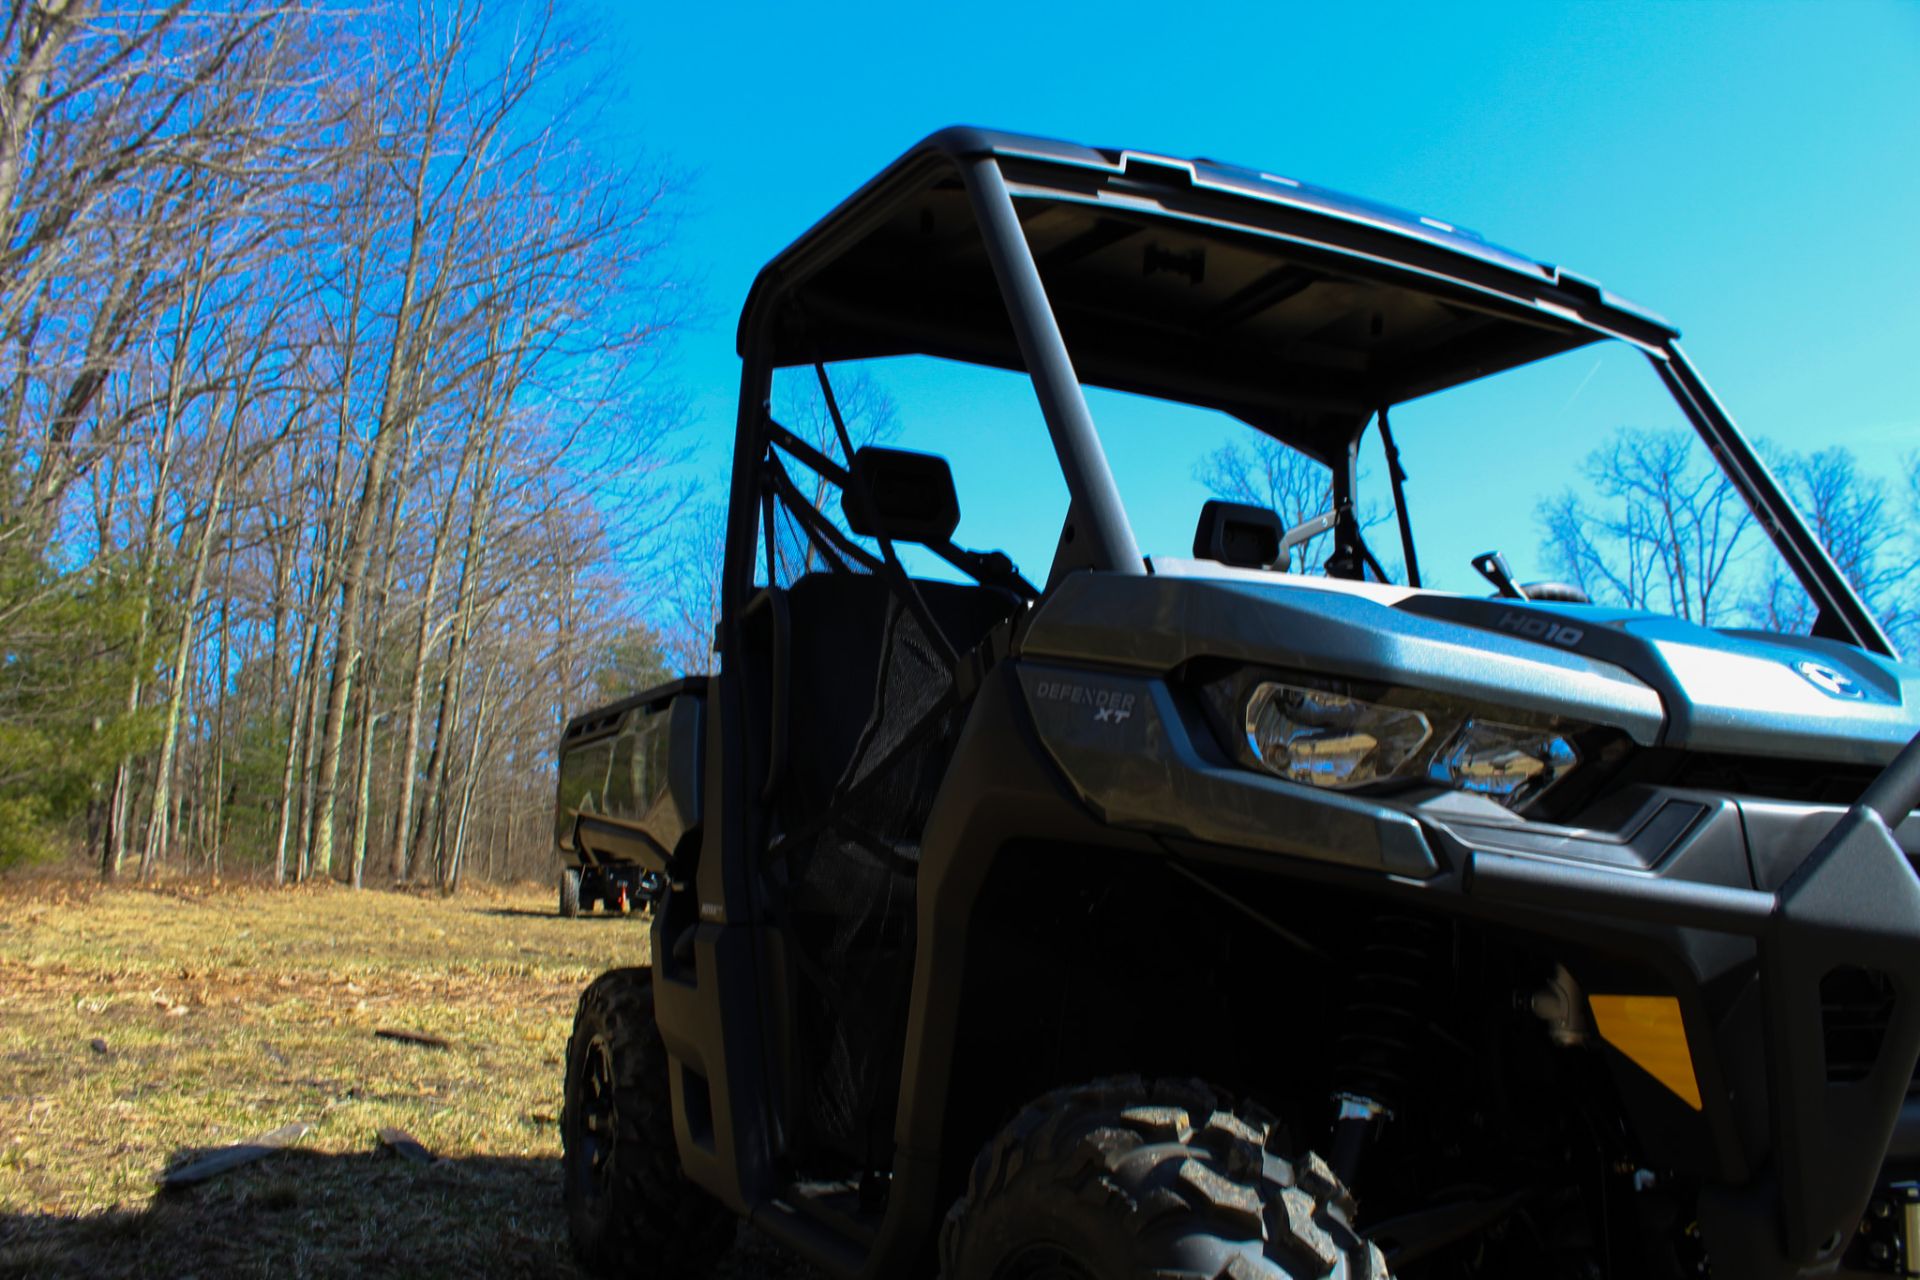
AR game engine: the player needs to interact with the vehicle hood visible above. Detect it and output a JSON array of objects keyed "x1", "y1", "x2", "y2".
[{"x1": 1018, "y1": 561, "x2": 1920, "y2": 767}]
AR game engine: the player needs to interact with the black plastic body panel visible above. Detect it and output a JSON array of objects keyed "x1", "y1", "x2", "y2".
[
  {"x1": 1421, "y1": 786, "x2": 1709, "y2": 871},
  {"x1": 559, "y1": 682, "x2": 706, "y2": 874},
  {"x1": 650, "y1": 663, "x2": 780, "y2": 1223},
  {"x1": 1017, "y1": 662, "x2": 1437, "y2": 878},
  {"x1": 967, "y1": 657, "x2": 1920, "y2": 1279},
  {"x1": 1457, "y1": 792, "x2": 1920, "y2": 1276},
  {"x1": 558, "y1": 675, "x2": 708, "y2": 743},
  {"x1": 667, "y1": 643, "x2": 1920, "y2": 1280},
  {"x1": 864, "y1": 662, "x2": 1170, "y2": 1276}
]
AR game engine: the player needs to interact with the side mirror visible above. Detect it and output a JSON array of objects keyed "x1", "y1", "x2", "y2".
[
  {"x1": 1193, "y1": 500, "x2": 1282, "y2": 569},
  {"x1": 845, "y1": 446, "x2": 961, "y2": 544}
]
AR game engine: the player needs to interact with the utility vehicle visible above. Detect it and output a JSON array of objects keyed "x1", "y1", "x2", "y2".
[
  {"x1": 553, "y1": 685, "x2": 686, "y2": 916},
  {"x1": 556, "y1": 127, "x2": 1920, "y2": 1279}
]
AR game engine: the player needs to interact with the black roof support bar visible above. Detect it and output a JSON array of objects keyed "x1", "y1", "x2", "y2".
[{"x1": 962, "y1": 155, "x2": 1143, "y2": 577}]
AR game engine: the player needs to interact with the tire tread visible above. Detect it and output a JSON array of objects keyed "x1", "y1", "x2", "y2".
[
  {"x1": 939, "y1": 1076, "x2": 1388, "y2": 1280},
  {"x1": 561, "y1": 967, "x2": 733, "y2": 1277}
]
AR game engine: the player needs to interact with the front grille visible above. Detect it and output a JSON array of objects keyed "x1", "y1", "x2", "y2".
[
  {"x1": 1671, "y1": 753, "x2": 1880, "y2": 807},
  {"x1": 1822, "y1": 966, "x2": 1896, "y2": 1085}
]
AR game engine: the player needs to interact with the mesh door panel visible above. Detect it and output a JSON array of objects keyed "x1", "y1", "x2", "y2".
[{"x1": 780, "y1": 598, "x2": 958, "y2": 1168}]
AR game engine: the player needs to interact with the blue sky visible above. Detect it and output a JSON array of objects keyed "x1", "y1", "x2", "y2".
[{"x1": 588, "y1": 0, "x2": 1918, "y2": 594}]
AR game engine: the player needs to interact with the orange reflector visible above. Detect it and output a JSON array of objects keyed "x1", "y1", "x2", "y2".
[{"x1": 1589, "y1": 995, "x2": 1703, "y2": 1111}]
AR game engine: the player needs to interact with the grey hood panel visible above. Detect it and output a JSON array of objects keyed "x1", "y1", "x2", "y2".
[
  {"x1": 1401, "y1": 592, "x2": 1920, "y2": 766},
  {"x1": 1023, "y1": 565, "x2": 1920, "y2": 765},
  {"x1": 1021, "y1": 568, "x2": 1667, "y2": 744}
]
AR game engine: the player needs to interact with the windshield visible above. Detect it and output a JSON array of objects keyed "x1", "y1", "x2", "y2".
[
  {"x1": 1094, "y1": 339, "x2": 1836, "y2": 632},
  {"x1": 774, "y1": 340, "x2": 1852, "y2": 637}
]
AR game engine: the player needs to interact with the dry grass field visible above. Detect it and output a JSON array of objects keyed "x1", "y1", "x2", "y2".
[{"x1": 0, "y1": 877, "x2": 816, "y2": 1279}]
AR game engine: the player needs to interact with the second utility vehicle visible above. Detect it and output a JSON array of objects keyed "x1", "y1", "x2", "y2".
[
  {"x1": 552, "y1": 684, "x2": 688, "y2": 916},
  {"x1": 556, "y1": 128, "x2": 1920, "y2": 1279}
]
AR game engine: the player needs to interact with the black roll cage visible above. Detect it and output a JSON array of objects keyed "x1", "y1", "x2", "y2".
[{"x1": 724, "y1": 127, "x2": 1893, "y2": 662}]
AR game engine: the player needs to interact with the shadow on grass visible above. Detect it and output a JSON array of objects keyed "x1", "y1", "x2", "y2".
[{"x1": 0, "y1": 1148, "x2": 814, "y2": 1280}]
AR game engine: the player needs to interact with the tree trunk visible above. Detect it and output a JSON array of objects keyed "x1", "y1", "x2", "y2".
[
  {"x1": 347, "y1": 441, "x2": 410, "y2": 887},
  {"x1": 271, "y1": 648, "x2": 311, "y2": 885},
  {"x1": 308, "y1": 49, "x2": 452, "y2": 883},
  {"x1": 405, "y1": 418, "x2": 501, "y2": 880},
  {"x1": 347, "y1": 680, "x2": 378, "y2": 888},
  {"x1": 141, "y1": 411, "x2": 236, "y2": 879},
  {"x1": 444, "y1": 658, "x2": 501, "y2": 893},
  {"x1": 387, "y1": 421, "x2": 481, "y2": 882}
]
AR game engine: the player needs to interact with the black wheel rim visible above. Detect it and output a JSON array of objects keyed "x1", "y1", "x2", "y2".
[
  {"x1": 570, "y1": 1036, "x2": 619, "y2": 1203},
  {"x1": 991, "y1": 1244, "x2": 1097, "y2": 1280}
]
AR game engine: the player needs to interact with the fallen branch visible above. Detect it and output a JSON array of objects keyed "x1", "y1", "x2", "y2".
[
  {"x1": 373, "y1": 1028, "x2": 449, "y2": 1050},
  {"x1": 159, "y1": 1123, "x2": 311, "y2": 1188}
]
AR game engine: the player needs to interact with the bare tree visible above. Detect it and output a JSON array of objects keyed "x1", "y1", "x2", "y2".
[
  {"x1": 1192, "y1": 432, "x2": 1413, "y2": 579},
  {"x1": 0, "y1": 0, "x2": 335, "y2": 876},
  {"x1": 1537, "y1": 428, "x2": 1754, "y2": 625},
  {"x1": 1743, "y1": 445, "x2": 1918, "y2": 647},
  {"x1": 654, "y1": 500, "x2": 725, "y2": 677},
  {"x1": 0, "y1": 0, "x2": 295, "y2": 540},
  {"x1": 2, "y1": 0, "x2": 693, "y2": 881}
]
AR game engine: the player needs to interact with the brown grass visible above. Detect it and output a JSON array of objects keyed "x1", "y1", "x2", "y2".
[{"x1": 0, "y1": 878, "x2": 813, "y2": 1278}]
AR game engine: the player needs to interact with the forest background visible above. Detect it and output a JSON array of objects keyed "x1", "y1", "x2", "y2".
[{"x1": 0, "y1": 0, "x2": 1914, "y2": 888}]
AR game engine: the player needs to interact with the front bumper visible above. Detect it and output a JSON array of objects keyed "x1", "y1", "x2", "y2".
[{"x1": 1016, "y1": 661, "x2": 1920, "y2": 1278}]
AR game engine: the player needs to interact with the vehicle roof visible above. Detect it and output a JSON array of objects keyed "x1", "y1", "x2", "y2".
[
  {"x1": 737, "y1": 128, "x2": 1679, "y2": 458},
  {"x1": 742, "y1": 126, "x2": 1674, "y2": 352}
]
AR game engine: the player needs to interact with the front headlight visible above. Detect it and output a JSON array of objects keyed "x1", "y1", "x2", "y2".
[
  {"x1": 1430, "y1": 718, "x2": 1578, "y2": 807},
  {"x1": 1205, "y1": 668, "x2": 1591, "y2": 812},
  {"x1": 1244, "y1": 682, "x2": 1433, "y2": 788}
]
